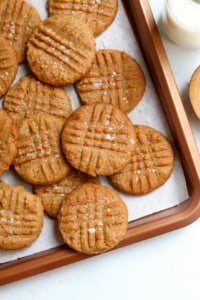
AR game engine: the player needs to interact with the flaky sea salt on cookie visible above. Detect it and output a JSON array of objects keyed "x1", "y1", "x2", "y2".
[
  {"x1": 0, "y1": 36, "x2": 18, "y2": 98},
  {"x1": 61, "y1": 103, "x2": 136, "y2": 176},
  {"x1": 27, "y1": 15, "x2": 96, "y2": 86},
  {"x1": 76, "y1": 49, "x2": 146, "y2": 113},
  {"x1": 109, "y1": 125, "x2": 174, "y2": 195},
  {"x1": 0, "y1": 181, "x2": 43, "y2": 250},
  {"x1": 0, "y1": 109, "x2": 18, "y2": 176},
  {"x1": 34, "y1": 169, "x2": 99, "y2": 218},
  {"x1": 47, "y1": 0, "x2": 118, "y2": 36},
  {"x1": 57, "y1": 182, "x2": 128, "y2": 254},
  {"x1": 13, "y1": 113, "x2": 71, "y2": 185},
  {"x1": 0, "y1": 0, "x2": 41, "y2": 63},
  {"x1": 3, "y1": 75, "x2": 73, "y2": 124}
]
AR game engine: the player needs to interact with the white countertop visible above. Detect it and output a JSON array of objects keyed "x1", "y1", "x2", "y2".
[{"x1": 2, "y1": 1, "x2": 200, "y2": 299}]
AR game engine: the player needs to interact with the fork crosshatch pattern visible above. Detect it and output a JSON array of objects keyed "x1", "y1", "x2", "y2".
[
  {"x1": 61, "y1": 103, "x2": 136, "y2": 176},
  {"x1": 47, "y1": 0, "x2": 118, "y2": 36},
  {"x1": 0, "y1": 0, "x2": 41, "y2": 62},
  {"x1": 76, "y1": 49, "x2": 146, "y2": 112},
  {"x1": 13, "y1": 114, "x2": 71, "y2": 185}
]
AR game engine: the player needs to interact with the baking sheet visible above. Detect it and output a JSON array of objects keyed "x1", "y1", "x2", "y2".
[{"x1": 0, "y1": 0, "x2": 188, "y2": 264}]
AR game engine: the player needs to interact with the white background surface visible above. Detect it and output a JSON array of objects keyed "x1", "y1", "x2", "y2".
[{"x1": 2, "y1": 1, "x2": 200, "y2": 299}]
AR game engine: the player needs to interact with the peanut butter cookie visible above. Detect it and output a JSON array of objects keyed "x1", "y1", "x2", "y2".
[
  {"x1": 75, "y1": 49, "x2": 146, "y2": 113},
  {"x1": 189, "y1": 65, "x2": 200, "y2": 120},
  {"x1": 57, "y1": 182, "x2": 128, "y2": 254},
  {"x1": 0, "y1": 181, "x2": 43, "y2": 250},
  {"x1": 109, "y1": 125, "x2": 174, "y2": 195},
  {"x1": 27, "y1": 15, "x2": 96, "y2": 86},
  {"x1": 61, "y1": 103, "x2": 136, "y2": 176},
  {"x1": 3, "y1": 75, "x2": 72, "y2": 124},
  {"x1": 0, "y1": 109, "x2": 18, "y2": 176},
  {"x1": 13, "y1": 113, "x2": 71, "y2": 185},
  {"x1": 0, "y1": 36, "x2": 18, "y2": 98},
  {"x1": 34, "y1": 168, "x2": 99, "y2": 218},
  {"x1": 0, "y1": 0, "x2": 41, "y2": 63},
  {"x1": 47, "y1": 0, "x2": 118, "y2": 36}
]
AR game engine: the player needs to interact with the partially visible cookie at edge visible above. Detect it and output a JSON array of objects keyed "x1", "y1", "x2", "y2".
[
  {"x1": 47, "y1": 0, "x2": 118, "y2": 36},
  {"x1": 109, "y1": 125, "x2": 174, "y2": 195},
  {"x1": 34, "y1": 168, "x2": 99, "y2": 218},
  {"x1": 189, "y1": 65, "x2": 200, "y2": 120},
  {"x1": 0, "y1": 36, "x2": 18, "y2": 98},
  {"x1": 0, "y1": 109, "x2": 18, "y2": 176},
  {"x1": 57, "y1": 182, "x2": 128, "y2": 255},
  {"x1": 75, "y1": 49, "x2": 146, "y2": 113},
  {"x1": 0, "y1": 181, "x2": 43, "y2": 250},
  {"x1": 13, "y1": 113, "x2": 71, "y2": 186},
  {"x1": 0, "y1": 0, "x2": 41, "y2": 63},
  {"x1": 3, "y1": 75, "x2": 73, "y2": 124},
  {"x1": 26, "y1": 15, "x2": 96, "y2": 86}
]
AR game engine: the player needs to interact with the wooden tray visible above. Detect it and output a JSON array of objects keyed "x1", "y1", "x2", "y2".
[{"x1": 1, "y1": 0, "x2": 200, "y2": 286}]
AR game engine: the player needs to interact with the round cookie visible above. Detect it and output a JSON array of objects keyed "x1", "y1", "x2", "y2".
[
  {"x1": 3, "y1": 75, "x2": 73, "y2": 124},
  {"x1": 27, "y1": 15, "x2": 96, "y2": 86},
  {"x1": 189, "y1": 65, "x2": 200, "y2": 120},
  {"x1": 13, "y1": 113, "x2": 71, "y2": 185},
  {"x1": 0, "y1": 181, "x2": 43, "y2": 250},
  {"x1": 109, "y1": 125, "x2": 174, "y2": 195},
  {"x1": 0, "y1": 109, "x2": 18, "y2": 176},
  {"x1": 75, "y1": 49, "x2": 146, "y2": 113},
  {"x1": 0, "y1": 0, "x2": 41, "y2": 63},
  {"x1": 0, "y1": 36, "x2": 18, "y2": 98},
  {"x1": 61, "y1": 103, "x2": 137, "y2": 176},
  {"x1": 34, "y1": 168, "x2": 99, "y2": 218},
  {"x1": 47, "y1": 0, "x2": 118, "y2": 36},
  {"x1": 57, "y1": 182, "x2": 128, "y2": 254}
]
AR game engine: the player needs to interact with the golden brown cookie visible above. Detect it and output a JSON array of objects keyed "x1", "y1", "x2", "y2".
[
  {"x1": 75, "y1": 49, "x2": 146, "y2": 113},
  {"x1": 61, "y1": 103, "x2": 136, "y2": 176},
  {"x1": 47, "y1": 0, "x2": 118, "y2": 36},
  {"x1": 0, "y1": 109, "x2": 18, "y2": 176},
  {"x1": 0, "y1": 36, "x2": 18, "y2": 98},
  {"x1": 189, "y1": 65, "x2": 200, "y2": 120},
  {"x1": 26, "y1": 15, "x2": 96, "y2": 86},
  {"x1": 109, "y1": 125, "x2": 174, "y2": 195},
  {"x1": 13, "y1": 113, "x2": 71, "y2": 185},
  {"x1": 0, "y1": 0, "x2": 41, "y2": 63},
  {"x1": 57, "y1": 182, "x2": 128, "y2": 254},
  {"x1": 34, "y1": 168, "x2": 99, "y2": 218},
  {"x1": 0, "y1": 181, "x2": 43, "y2": 250},
  {"x1": 3, "y1": 75, "x2": 73, "y2": 124}
]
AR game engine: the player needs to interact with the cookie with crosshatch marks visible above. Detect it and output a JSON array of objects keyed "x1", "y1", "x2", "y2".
[
  {"x1": 3, "y1": 75, "x2": 72, "y2": 124},
  {"x1": 0, "y1": 0, "x2": 41, "y2": 63},
  {"x1": 57, "y1": 182, "x2": 128, "y2": 254},
  {"x1": 47, "y1": 0, "x2": 118, "y2": 36},
  {"x1": 0, "y1": 109, "x2": 18, "y2": 176},
  {"x1": 0, "y1": 181, "x2": 43, "y2": 250},
  {"x1": 75, "y1": 49, "x2": 146, "y2": 113},
  {"x1": 61, "y1": 103, "x2": 136, "y2": 176},
  {"x1": 13, "y1": 113, "x2": 71, "y2": 185},
  {"x1": 26, "y1": 15, "x2": 96, "y2": 86},
  {"x1": 34, "y1": 168, "x2": 99, "y2": 218},
  {"x1": 109, "y1": 125, "x2": 174, "y2": 195},
  {"x1": 0, "y1": 35, "x2": 18, "y2": 98}
]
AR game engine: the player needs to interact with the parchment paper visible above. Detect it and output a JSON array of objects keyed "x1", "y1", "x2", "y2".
[{"x1": 0, "y1": 0, "x2": 188, "y2": 264}]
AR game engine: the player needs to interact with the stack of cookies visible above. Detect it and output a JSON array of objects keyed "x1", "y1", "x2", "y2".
[{"x1": 0, "y1": 0, "x2": 174, "y2": 255}]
